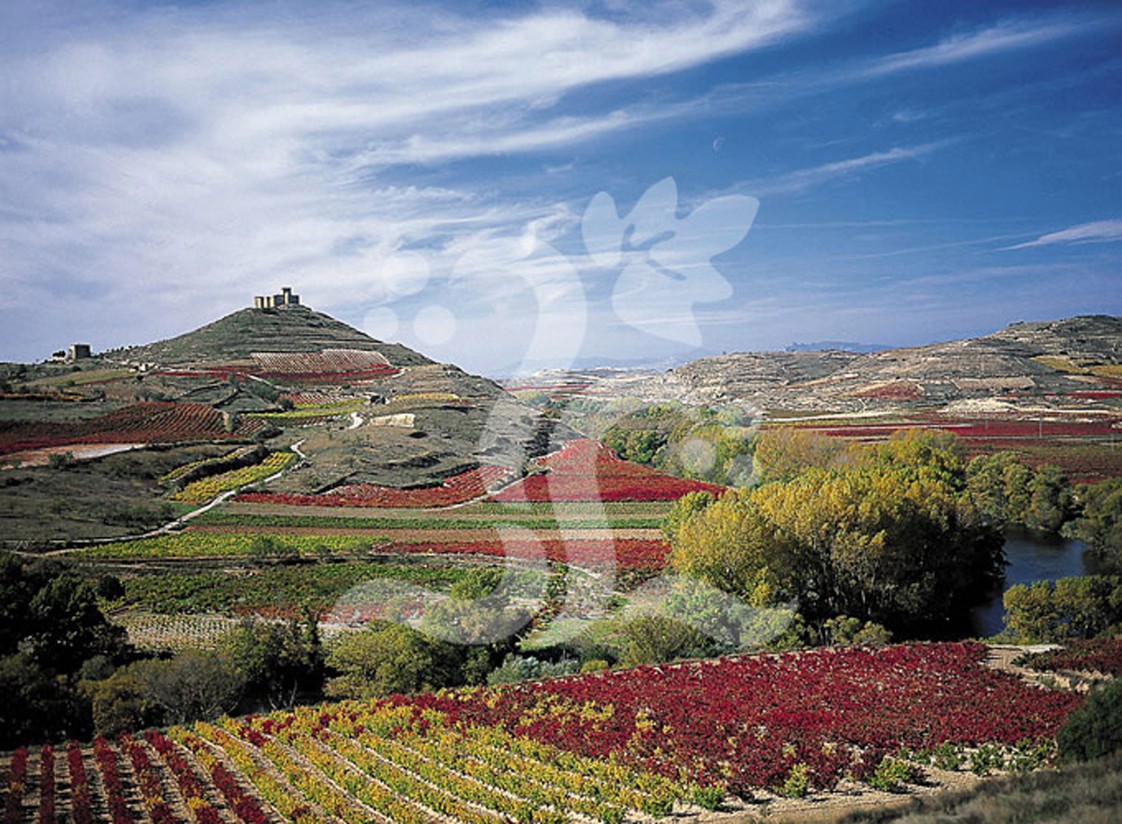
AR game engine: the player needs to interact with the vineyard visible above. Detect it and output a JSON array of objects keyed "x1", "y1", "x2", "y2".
[
  {"x1": 376, "y1": 538, "x2": 671, "y2": 574},
  {"x1": 764, "y1": 413, "x2": 1122, "y2": 481},
  {"x1": 113, "y1": 562, "x2": 472, "y2": 619},
  {"x1": 0, "y1": 643, "x2": 1088, "y2": 822},
  {"x1": 70, "y1": 533, "x2": 382, "y2": 561},
  {"x1": 160, "y1": 447, "x2": 260, "y2": 484},
  {"x1": 0, "y1": 403, "x2": 267, "y2": 456},
  {"x1": 250, "y1": 350, "x2": 392, "y2": 375},
  {"x1": 239, "y1": 465, "x2": 516, "y2": 508},
  {"x1": 489, "y1": 440, "x2": 726, "y2": 503},
  {"x1": 1014, "y1": 638, "x2": 1122, "y2": 677},
  {"x1": 169, "y1": 452, "x2": 297, "y2": 503}
]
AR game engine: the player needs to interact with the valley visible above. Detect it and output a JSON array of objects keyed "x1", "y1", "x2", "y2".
[{"x1": 1, "y1": 302, "x2": 1121, "y2": 822}]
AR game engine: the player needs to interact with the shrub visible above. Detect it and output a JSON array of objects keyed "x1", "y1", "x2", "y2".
[
  {"x1": 1058, "y1": 678, "x2": 1122, "y2": 762},
  {"x1": 867, "y1": 756, "x2": 915, "y2": 791},
  {"x1": 692, "y1": 784, "x2": 725, "y2": 811},
  {"x1": 777, "y1": 762, "x2": 810, "y2": 798},
  {"x1": 618, "y1": 614, "x2": 712, "y2": 667}
]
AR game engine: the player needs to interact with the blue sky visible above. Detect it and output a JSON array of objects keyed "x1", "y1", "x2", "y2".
[{"x1": 1, "y1": 0, "x2": 1120, "y2": 375}]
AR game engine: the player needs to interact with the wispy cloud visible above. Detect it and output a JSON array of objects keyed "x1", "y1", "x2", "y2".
[
  {"x1": 1004, "y1": 219, "x2": 1122, "y2": 250},
  {"x1": 857, "y1": 16, "x2": 1103, "y2": 79},
  {"x1": 0, "y1": 0, "x2": 824, "y2": 356},
  {"x1": 749, "y1": 143, "x2": 947, "y2": 196}
]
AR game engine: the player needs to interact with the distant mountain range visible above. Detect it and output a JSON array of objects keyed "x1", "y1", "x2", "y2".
[{"x1": 785, "y1": 341, "x2": 890, "y2": 354}]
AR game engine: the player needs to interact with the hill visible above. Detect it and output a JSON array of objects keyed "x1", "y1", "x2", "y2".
[
  {"x1": 511, "y1": 315, "x2": 1122, "y2": 414},
  {"x1": 0, "y1": 296, "x2": 573, "y2": 541},
  {"x1": 115, "y1": 304, "x2": 432, "y2": 367}
]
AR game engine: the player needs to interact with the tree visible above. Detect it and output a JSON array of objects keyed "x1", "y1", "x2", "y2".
[
  {"x1": 1068, "y1": 478, "x2": 1122, "y2": 570},
  {"x1": 218, "y1": 614, "x2": 324, "y2": 710},
  {"x1": 324, "y1": 621, "x2": 452, "y2": 699},
  {"x1": 88, "y1": 663, "x2": 161, "y2": 736},
  {"x1": 421, "y1": 568, "x2": 532, "y2": 647},
  {"x1": 669, "y1": 490, "x2": 780, "y2": 607},
  {"x1": 660, "y1": 490, "x2": 715, "y2": 542},
  {"x1": 669, "y1": 435, "x2": 1004, "y2": 636},
  {"x1": 751, "y1": 428, "x2": 846, "y2": 484},
  {"x1": 1025, "y1": 464, "x2": 1072, "y2": 532},
  {"x1": 1058, "y1": 678, "x2": 1122, "y2": 762},
  {"x1": 967, "y1": 453, "x2": 1073, "y2": 531},
  {"x1": 1, "y1": 556, "x2": 128, "y2": 671},
  {"x1": 1003, "y1": 581, "x2": 1061, "y2": 642},
  {"x1": 1003, "y1": 575, "x2": 1122, "y2": 642},
  {"x1": 0, "y1": 653, "x2": 88, "y2": 746},
  {"x1": 662, "y1": 575, "x2": 796, "y2": 651},
  {"x1": 0, "y1": 556, "x2": 130, "y2": 746},
  {"x1": 617, "y1": 615, "x2": 712, "y2": 668},
  {"x1": 142, "y1": 652, "x2": 244, "y2": 725}
]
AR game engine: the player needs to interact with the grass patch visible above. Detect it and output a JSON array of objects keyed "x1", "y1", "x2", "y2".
[
  {"x1": 27, "y1": 368, "x2": 135, "y2": 387},
  {"x1": 69, "y1": 532, "x2": 386, "y2": 560},
  {"x1": 0, "y1": 443, "x2": 233, "y2": 543},
  {"x1": 835, "y1": 751, "x2": 1122, "y2": 823},
  {"x1": 112, "y1": 560, "x2": 468, "y2": 616},
  {"x1": 193, "y1": 511, "x2": 661, "y2": 530},
  {"x1": 249, "y1": 401, "x2": 363, "y2": 421}
]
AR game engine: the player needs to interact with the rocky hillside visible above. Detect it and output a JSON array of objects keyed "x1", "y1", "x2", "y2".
[{"x1": 512, "y1": 315, "x2": 1122, "y2": 414}]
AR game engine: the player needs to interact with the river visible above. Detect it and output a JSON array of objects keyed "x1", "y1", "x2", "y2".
[{"x1": 970, "y1": 529, "x2": 1091, "y2": 638}]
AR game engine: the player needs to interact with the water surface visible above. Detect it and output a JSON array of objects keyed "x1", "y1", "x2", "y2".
[{"x1": 970, "y1": 529, "x2": 1090, "y2": 638}]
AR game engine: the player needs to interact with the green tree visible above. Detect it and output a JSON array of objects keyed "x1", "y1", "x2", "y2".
[
  {"x1": 1025, "y1": 464, "x2": 1072, "y2": 532},
  {"x1": 218, "y1": 613, "x2": 324, "y2": 710},
  {"x1": 669, "y1": 490, "x2": 781, "y2": 607},
  {"x1": 1068, "y1": 478, "x2": 1122, "y2": 570},
  {"x1": 1057, "y1": 678, "x2": 1122, "y2": 762},
  {"x1": 421, "y1": 568, "x2": 532, "y2": 647},
  {"x1": 662, "y1": 576, "x2": 796, "y2": 651},
  {"x1": 1003, "y1": 581, "x2": 1061, "y2": 642},
  {"x1": 0, "y1": 556, "x2": 130, "y2": 746},
  {"x1": 88, "y1": 652, "x2": 242, "y2": 733},
  {"x1": 967, "y1": 453, "x2": 1073, "y2": 532},
  {"x1": 661, "y1": 490, "x2": 716, "y2": 542},
  {"x1": 88, "y1": 662, "x2": 161, "y2": 736},
  {"x1": 324, "y1": 621, "x2": 452, "y2": 699},
  {"x1": 142, "y1": 652, "x2": 244, "y2": 725},
  {"x1": 0, "y1": 653, "x2": 88, "y2": 746},
  {"x1": 1, "y1": 556, "x2": 128, "y2": 671},
  {"x1": 1003, "y1": 576, "x2": 1122, "y2": 642}
]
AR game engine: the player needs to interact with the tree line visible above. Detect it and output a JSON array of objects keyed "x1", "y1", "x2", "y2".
[{"x1": 662, "y1": 428, "x2": 1122, "y2": 643}]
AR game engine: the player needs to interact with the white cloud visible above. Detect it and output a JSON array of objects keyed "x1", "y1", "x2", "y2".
[
  {"x1": 749, "y1": 143, "x2": 946, "y2": 196},
  {"x1": 1005, "y1": 219, "x2": 1122, "y2": 250},
  {"x1": 0, "y1": 0, "x2": 822, "y2": 362}
]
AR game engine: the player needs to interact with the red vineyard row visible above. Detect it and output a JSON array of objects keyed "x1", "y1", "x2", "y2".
[
  {"x1": 0, "y1": 403, "x2": 266, "y2": 456},
  {"x1": 1, "y1": 731, "x2": 267, "y2": 824},
  {"x1": 490, "y1": 439, "x2": 726, "y2": 502},
  {"x1": 377, "y1": 538, "x2": 671, "y2": 572},
  {"x1": 807, "y1": 418, "x2": 1122, "y2": 440},
  {"x1": 1015, "y1": 638, "x2": 1122, "y2": 677},
  {"x1": 239, "y1": 464, "x2": 515, "y2": 508}
]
